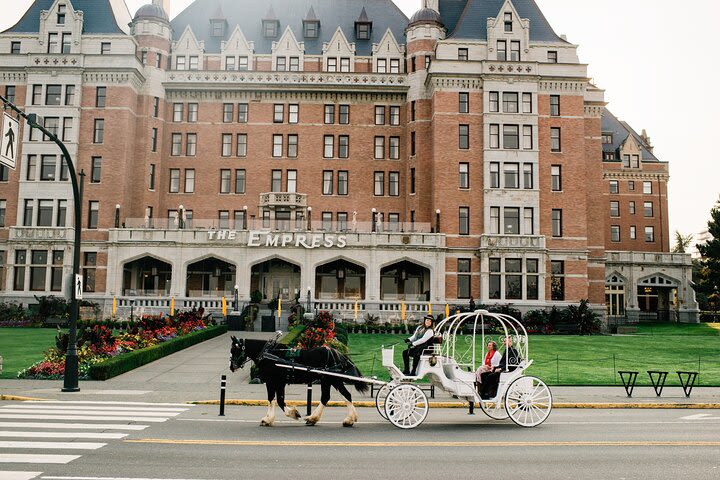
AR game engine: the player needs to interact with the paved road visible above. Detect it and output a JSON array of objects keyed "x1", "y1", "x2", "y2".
[{"x1": 1, "y1": 401, "x2": 719, "y2": 480}]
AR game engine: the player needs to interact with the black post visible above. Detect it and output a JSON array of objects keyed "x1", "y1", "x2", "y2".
[
  {"x1": 371, "y1": 209, "x2": 377, "y2": 233},
  {"x1": 468, "y1": 401, "x2": 474, "y2": 415},
  {"x1": 435, "y1": 209, "x2": 441, "y2": 233},
  {"x1": 219, "y1": 374, "x2": 227, "y2": 416},
  {"x1": 306, "y1": 383, "x2": 313, "y2": 416},
  {"x1": 114, "y1": 204, "x2": 120, "y2": 228}
]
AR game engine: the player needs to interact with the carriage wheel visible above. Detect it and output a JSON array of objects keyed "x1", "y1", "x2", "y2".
[
  {"x1": 375, "y1": 383, "x2": 394, "y2": 420},
  {"x1": 479, "y1": 399, "x2": 509, "y2": 420},
  {"x1": 384, "y1": 384, "x2": 429, "y2": 429},
  {"x1": 504, "y1": 376, "x2": 552, "y2": 428}
]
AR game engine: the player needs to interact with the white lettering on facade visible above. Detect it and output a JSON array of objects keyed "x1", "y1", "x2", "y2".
[
  {"x1": 217, "y1": 230, "x2": 227, "y2": 240},
  {"x1": 311, "y1": 235, "x2": 322, "y2": 249},
  {"x1": 265, "y1": 234, "x2": 279, "y2": 247},
  {"x1": 228, "y1": 230, "x2": 237, "y2": 240},
  {"x1": 324, "y1": 235, "x2": 334, "y2": 248},
  {"x1": 207, "y1": 230, "x2": 347, "y2": 249},
  {"x1": 248, "y1": 231, "x2": 261, "y2": 246},
  {"x1": 337, "y1": 236, "x2": 347, "y2": 248},
  {"x1": 207, "y1": 231, "x2": 216, "y2": 240},
  {"x1": 281, "y1": 234, "x2": 293, "y2": 247},
  {"x1": 296, "y1": 234, "x2": 309, "y2": 248}
]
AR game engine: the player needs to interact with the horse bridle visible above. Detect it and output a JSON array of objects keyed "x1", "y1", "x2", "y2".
[{"x1": 232, "y1": 340, "x2": 252, "y2": 370}]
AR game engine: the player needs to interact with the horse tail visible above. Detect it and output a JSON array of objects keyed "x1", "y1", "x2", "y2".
[{"x1": 341, "y1": 353, "x2": 369, "y2": 394}]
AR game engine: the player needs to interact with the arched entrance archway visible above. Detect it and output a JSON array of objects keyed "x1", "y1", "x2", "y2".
[
  {"x1": 637, "y1": 274, "x2": 679, "y2": 322},
  {"x1": 315, "y1": 259, "x2": 366, "y2": 300},
  {"x1": 186, "y1": 257, "x2": 236, "y2": 297},
  {"x1": 380, "y1": 261, "x2": 430, "y2": 301},
  {"x1": 122, "y1": 257, "x2": 172, "y2": 296},
  {"x1": 251, "y1": 258, "x2": 301, "y2": 302}
]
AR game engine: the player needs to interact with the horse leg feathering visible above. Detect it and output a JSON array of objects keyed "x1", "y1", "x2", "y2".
[
  {"x1": 260, "y1": 400, "x2": 277, "y2": 427},
  {"x1": 342, "y1": 401, "x2": 358, "y2": 427},
  {"x1": 305, "y1": 403, "x2": 325, "y2": 426},
  {"x1": 284, "y1": 405, "x2": 301, "y2": 420}
]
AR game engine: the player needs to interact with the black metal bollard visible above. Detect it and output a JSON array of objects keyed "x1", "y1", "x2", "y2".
[
  {"x1": 468, "y1": 401, "x2": 475, "y2": 415},
  {"x1": 219, "y1": 374, "x2": 226, "y2": 417},
  {"x1": 306, "y1": 383, "x2": 313, "y2": 416}
]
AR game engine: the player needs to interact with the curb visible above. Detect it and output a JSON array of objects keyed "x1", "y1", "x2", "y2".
[
  {"x1": 190, "y1": 399, "x2": 720, "y2": 409},
  {"x1": 0, "y1": 395, "x2": 46, "y2": 401}
]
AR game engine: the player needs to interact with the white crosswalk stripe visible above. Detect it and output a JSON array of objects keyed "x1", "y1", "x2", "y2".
[{"x1": 0, "y1": 400, "x2": 193, "y2": 479}]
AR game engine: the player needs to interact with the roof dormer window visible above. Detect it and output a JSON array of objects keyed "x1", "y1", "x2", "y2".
[
  {"x1": 57, "y1": 5, "x2": 66, "y2": 25},
  {"x1": 211, "y1": 20, "x2": 225, "y2": 38},
  {"x1": 263, "y1": 20, "x2": 279, "y2": 38},
  {"x1": 356, "y1": 22, "x2": 371, "y2": 40},
  {"x1": 303, "y1": 20, "x2": 319, "y2": 38},
  {"x1": 504, "y1": 12, "x2": 512, "y2": 32}
]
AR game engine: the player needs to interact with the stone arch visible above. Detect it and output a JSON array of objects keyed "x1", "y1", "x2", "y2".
[
  {"x1": 185, "y1": 255, "x2": 238, "y2": 297},
  {"x1": 637, "y1": 273, "x2": 680, "y2": 287},
  {"x1": 379, "y1": 258, "x2": 432, "y2": 301},
  {"x1": 606, "y1": 271, "x2": 627, "y2": 285},
  {"x1": 314, "y1": 257, "x2": 367, "y2": 300}
]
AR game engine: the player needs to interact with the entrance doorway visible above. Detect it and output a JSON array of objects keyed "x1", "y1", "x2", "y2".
[
  {"x1": 122, "y1": 256, "x2": 172, "y2": 296},
  {"x1": 380, "y1": 261, "x2": 430, "y2": 301},
  {"x1": 251, "y1": 259, "x2": 301, "y2": 302},
  {"x1": 186, "y1": 257, "x2": 236, "y2": 297},
  {"x1": 637, "y1": 275, "x2": 678, "y2": 322}
]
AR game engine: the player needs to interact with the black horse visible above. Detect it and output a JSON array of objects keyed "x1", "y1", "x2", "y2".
[{"x1": 229, "y1": 336, "x2": 368, "y2": 427}]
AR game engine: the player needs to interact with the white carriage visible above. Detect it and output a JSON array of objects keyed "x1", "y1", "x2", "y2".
[{"x1": 375, "y1": 310, "x2": 552, "y2": 429}]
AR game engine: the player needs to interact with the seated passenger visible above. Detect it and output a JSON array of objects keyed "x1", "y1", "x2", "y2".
[
  {"x1": 479, "y1": 337, "x2": 521, "y2": 399},
  {"x1": 475, "y1": 341, "x2": 501, "y2": 389},
  {"x1": 402, "y1": 315, "x2": 435, "y2": 376}
]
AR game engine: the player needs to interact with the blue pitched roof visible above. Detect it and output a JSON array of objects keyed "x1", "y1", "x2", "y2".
[
  {"x1": 448, "y1": 0, "x2": 566, "y2": 43},
  {"x1": 438, "y1": 0, "x2": 469, "y2": 34},
  {"x1": 171, "y1": 0, "x2": 409, "y2": 56},
  {"x1": 602, "y1": 109, "x2": 659, "y2": 163},
  {"x1": 3, "y1": 0, "x2": 124, "y2": 34}
]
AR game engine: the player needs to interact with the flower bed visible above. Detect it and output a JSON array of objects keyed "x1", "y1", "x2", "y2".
[{"x1": 17, "y1": 309, "x2": 218, "y2": 380}]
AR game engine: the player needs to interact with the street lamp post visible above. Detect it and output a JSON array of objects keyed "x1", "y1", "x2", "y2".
[
  {"x1": 435, "y1": 209, "x2": 441, "y2": 233},
  {"x1": 0, "y1": 96, "x2": 85, "y2": 392},
  {"x1": 307, "y1": 206, "x2": 312, "y2": 231},
  {"x1": 371, "y1": 208, "x2": 377, "y2": 233},
  {"x1": 178, "y1": 205, "x2": 185, "y2": 229},
  {"x1": 234, "y1": 284, "x2": 239, "y2": 312},
  {"x1": 242, "y1": 205, "x2": 248, "y2": 230},
  {"x1": 114, "y1": 204, "x2": 121, "y2": 228}
]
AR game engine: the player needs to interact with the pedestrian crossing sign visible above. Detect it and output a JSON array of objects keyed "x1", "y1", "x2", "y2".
[{"x1": 1, "y1": 112, "x2": 19, "y2": 170}]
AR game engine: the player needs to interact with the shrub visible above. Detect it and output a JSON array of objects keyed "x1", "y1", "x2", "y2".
[
  {"x1": 567, "y1": 299, "x2": 602, "y2": 335},
  {"x1": 34, "y1": 295, "x2": 70, "y2": 321},
  {"x1": 250, "y1": 290, "x2": 263, "y2": 304},
  {"x1": 0, "y1": 302, "x2": 31, "y2": 326}
]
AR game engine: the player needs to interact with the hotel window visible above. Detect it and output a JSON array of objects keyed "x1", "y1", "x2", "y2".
[
  {"x1": 523, "y1": 163, "x2": 533, "y2": 189},
  {"x1": 101, "y1": 42, "x2": 111, "y2": 55},
  {"x1": 629, "y1": 201, "x2": 636, "y2": 215},
  {"x1": 235, "y1": 169, "x2": 246, "y2": 194},
  {"x1": 32, "y1": 85, "x2": 42, "y2": 105},
  {"x1": 459, "y1": 163, "x2": 469, "y2": 189},
  {"x1": 237, "y1": 103, "x2": 248, "y2": 123},
  {"x1": 272, "y1": 135, "x2": 283, "y2": 157},
  {"x1": 390, "y1": 106, "x2": 400, "y2": 125},
  {"x1": 374, "y1": 136, "x2": 385, "y2": 159},
  {"x1": 233, "y1": 210, "x2": 245, "y2": 229},
  {"x1": 11, "y1": 41, "x2": 21, "y2": 54},
  {"x1": 304, "y1": 20, "x2": 319, "y2": 38},
  {"x1": 643, "y1": 181, "x2": 652, "y2": 194},
  {"x1": 5, "y1": 85, "x2": 15, "y2": 103},
  {"x1": 93, "y1": 119, "x2": 104, "y2": 144},
  {"x1": 43, "y1": 117, "x2": 59, "y2": 139},
  {"x1": 527, "y1": 259, "x2": 539, "y2": 300},
  {"x1": 604, "y1": 152, "x2": 616, "y2": 161},
  {"x1": 62, "y1": 33, "x2": 72, "y2": 53},
  {"x1": 220, "y1": 169, "x2": 231, "y2": 194},
  {"x1": 0, "y1": 165, "x2": 7, "y2": 182},
  {"x1": 263, "y1": 19, "x2": 278, "y2": 37},
  {"x1": 390, "y1": 58, "x2": 400, "y2": 73},
  {"x1": 51, "y1": 250, "x2": 64, "y2": 292},
  {"x1": 645, "y1": 226, "x2": 655, "y2": 242},
  {"x1": 504, "y1": 12, "x2": 513, "y2": 31},
  {"x1": 176, "y1": 56, "x2": 186, "y2": 70},
  {"x1": 503, "y1": 125, "x2": 519, "y2": 149},
  {"x1": 13, "y1": 250, "x2": 26, "y2": 291},
  {"x1": 338, "y1": 135, "x2": 349, "y2": 158},
  {"x1": 173, "y1": 104, "x2": 183, "y2": 122},
  {"x1": 459, "y1": 125, "x2": 469, "y2": 149},
  {"x1": 425, "y1": 54, "x2": 431, "y2": 69},
  {"x1": 340, "y1": 58, "x2": 350, "y2": 72},
  {"x1": 337, "y1": 212, "x2": 348, "y2": 232},
  {"x1": 550, "y1": 95, "x2": 560, "y2": 116},
  {"x1": 503, "y1": 93, "x2": 518, "y2": 113},
  {"x1": 389, "y1": 137, "x2": 400, "y2": 159},
  {"x1": 186, "y1": 133, "x2": 197, "y2": 156},
  {"x1": 510, "y1": 41, "x2": 520, "y2": 61},
  {"x1": 504, "y1": 163, "x2": 519, "y2": 189},
  {"x1": 490, "y1": 124, "x2": 500, "y2": 149},
  {"x1": 218, "y1": 211, "x2": 229, "y2": 229},
  {"x1": 172, "y1": 134, "x2": 182, "y2": 156},
  {"x1": 490, "y1": 163, "x2": 500, "y2": 189},
  {"x1": 504, "y1": 207, "x2": 520, "y2": 235},
  {"x1": 221, "y1": 134, "x2": 232, "y2": 156},
  {"x1": 490, "y1": 207, "x2": 500, "y2": 234},
  {"x1": 411, "y1": 101, "x2": 416, "y2": 121},
  {"x1": 458, "y1": 48, "x2": 468, "y2": 61},
  {"x1": 524, "y1": 208, "x2": 534, "y2": 235},
  {"x1": 188, "y1": 56, "x2": 199, "y2": 70},
  {"x1": 322, "y1": 171, "x2": 333, "y2": 195},
  {"x1": 156, "y1": 53, "x2": 163, "y2": 68},
  {"x1": 40, "y1": 155, "x2": 56, "y2": 181},
  {"x1": 273, "y1": 104, "x2": 284, "y2": 123},
  {"x1": 548, "y1": 51, "x2": 558, "y2": 63},
  {"x1": 410, "y1": 168, "x2": 416, "y2": 194},
  {"x1": 56, "y1": 200, "x2": 66, "y2": 227},
  {"x1": 609, "y1": 180, "x2": 619, "y2": 194},
  {"x1": 338, "y1": 171, "x2": 348, "y2": 195},
  {"x1": 497, "y1": 40, "x2": 507, "y2": 61},
  {"x1": 550, "y1": 127, "x2": 561, "y2": 152},
  {"x1": 286, "y1": 170, "x2": 297, "y2": 193},
  {"x1": 88, "y1": 201, "x2": 99, "y2": 229},
  {"x1": 551, "y1": 261, "x2": 565, "y2": 301},
  {"x1": 377, "y1": 58, "x2": 386, "y2": 73},
  {"x1": 48, "y1": 33, "x2": 59, "y2": 53},
  {"x1": 489, "y1": 258, "x2": 501, "y2": 299},
  {"x1": 327, "y1": 57, "x2": 337, "y2": 72},
  {"x1": 152, "y1": 97, "x2": 159, "y2": 117},
  {"x1": 324, "y1": 105, "x2": 335, "y2": 124},
  {"x1": 288, "y1": 134, "x2": 298, "y2": 158},
  {"x1": 60, "y1": 158, "x2": 68, "y2": 181},
  {"x1": 30, "y1": 251, "x2": 48, "y2": 291},
  {"x1": 457, "y1": 259, "x2": 471, "y2": 299},
  {"x1": 91, "y1": 157, "x2": 102, "y2": 183},
  {"x1": 374, "y1": 172, "x2": 385, "y2": 196},
  {"x1": 96, "y1": 87, "x2": 106, "y2": 108},
  {"x1": 356, "y1": 21, "x2": 371, "y2": 39},
  {"x1": 225, "y1": 56, "x2": 236, "y2": 70},
  {"x1": 489, "y1": 92, "x2": 499, "y2": 112},
  {"x1": 239, "y1": 56, "x2": 249, "y2": 71},
  {"x1": 602, "y1": 134, "x2": 613, "y2": 144},
  {"x1": 522, "y1": 93, "x2": 532, "y2": 113},
  {"x1": 411, "y1": 131, "x2": 416, "y2": 156},
  {"x1": 630, "y1": 226, "x2": 637, "y2": 240},
  {"x1": 262, "y1": 210, "x2": 270, "y2": 228},
  {"x1": 324, "y1": 135, "x2": 334, "y2": 158},
  {"x1": 505, "y1": 259, "x2": 522, "y2": 300},
  {"x1": 389, "y1": 172, "x2": 400, "y2": 196},
  {"x1": 459, "y1": 207, "x2": 470, "y2": 235},
  {"x1": 151, "y1": 128, "x2": 157, "y2": 152},
  {"x1": 644, "y1": 202, "x2": 654, "y2": 217},
  {"x1": 169, "y1": 169, "x2": 180, "y2": 192},
  {"x1": 551, "y1": 209, "x2": 562, "y2": 237},
  {"x1": 611, "y1": 225, "x2": 620, "y2": 242},
  {"x1": 631, "y1": 155, "x2": 640, "y2": 168},
  {"x1": 322, "y1": 212, "x2": 332, "y2": 231},
  {"x1": 288, "y1": 104, "x2": 299, "y2": 124},
  {"x1": 27, "y1": 156, "x2": 37, "y2": 181},
  {"x1": 223, "y1": 103, "x2": 233, "y2": 122},
  {"x1": 339, "y1": 105, "x2": 350, "y2": 124},
  {"x1": 289, "y1": 57, "x2": 300, "y2": 71},
  {"x1": 0, "y1": 200, "x2": 5, "y2": 227},
  {"x1": 23, "y1": 200, "x2": 33, "y2": 226},
  {"x1": 188, "y1": 103, "x2": 198, "y2": 122},
  {"x1": 375, "y1": 106, "x2": 385, "y2": 125},
  {"x1": 46, "y1": 85, "x2": 62, "y2": 105},
  {"x1": 459, "y1": 92, "x2": 469, "y2": 113},
  {"x1": 411, "y1": 56, "x2": 417, "y2": 73},
  {"x1": 148, "y1": 164, "x2": 155, "y2": 190},
  {"x1": 184, "y1": 169, "x2": 195, "y2": 193},
  {"x1": 37, "y1": 200, "x2": 53, "y2": 227},
  {"x1": 622, "y1": 154, "x2": 630, "y2": 168},
  {"x1": 610, "y1": 201, "x2": 620, "y2": 217},
  {"x1": 276, "y1": 56, "x2": 286, "y2": 71},
  {"x1": 269, "y1": 170, "x2": 281, "y2": 192},
  {"x1": 522, "y1": 125, "x2": 533, "y2": 149}
]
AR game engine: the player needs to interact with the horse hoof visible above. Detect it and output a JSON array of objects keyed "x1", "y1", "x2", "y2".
[
  {"x1": 342, "y1": 421, "x2": 355, "y2": 428},
  {"x1": 305, "y1": 418, "x2": 317, "y2": 426},
  {"x1": 260, "y1": 418, "x2": 274, "y2": 427}
]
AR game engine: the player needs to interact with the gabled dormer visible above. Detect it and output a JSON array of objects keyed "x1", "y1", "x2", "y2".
[
  {"x1": 323, "y1": 27, "x2": 355, "y2": 72},
  {"x1": 172, "y1": 26, "x2": 205, "y2": 70},
  {"x1": 262, "y1": 6, "x2": 280, "y2": 39},
  {"x1": 354, "y1": 7, "x2": 372, "y2": 41},
  {"x1": 372, "y1": 29, "x2": 405, "y2": 73},
  {"x1": 272, "y1": 26, "x2": 304, "y2": 72},
  {"x1": 619, "y1": 134, "x2": 642, "y2": 169},
  {"x1": 487, "y1": 0, "x2": 530, "y2": 62},
  {"x1": 303, "y1": 6, "x2": 320, "y2": 39},
  {"x1": 221, "y1": 26, "x2": 255, "y2": 71},
  {"x1": 209, "y1": 4, "x2": 228, "y2": 39},
  {"x1": 39, "y1": 0, "x2": 84, "y2": 54}
]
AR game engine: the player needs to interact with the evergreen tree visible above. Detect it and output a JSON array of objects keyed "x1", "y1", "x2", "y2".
[
  {"x1": 696, "y1": 198, "x2": 720, "y2": 310},
  {"x1": 672, "y1": 231, "x2": 693, "y2": 253}
]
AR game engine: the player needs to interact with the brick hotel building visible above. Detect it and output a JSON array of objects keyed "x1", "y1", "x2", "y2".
[{"x1": 0, "y1": 0, "x2": 699, "y2": 322}]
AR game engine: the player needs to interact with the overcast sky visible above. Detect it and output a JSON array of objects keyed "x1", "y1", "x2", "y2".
[{"x1": 2, "y1": 0, "x2": 719, "y2": 242}]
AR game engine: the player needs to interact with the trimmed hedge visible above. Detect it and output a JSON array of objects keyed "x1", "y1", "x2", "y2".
[{"x1": 89, "y1": 325, "x2": 228, "y2": 380}]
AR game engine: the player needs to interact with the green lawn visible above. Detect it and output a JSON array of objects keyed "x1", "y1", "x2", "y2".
[
  {"x1": 0, "y1": 328, "x2": 59, "y2": 379},
  {"x1": 347, "y1": 324, "x2": 720, "y2": 386}
]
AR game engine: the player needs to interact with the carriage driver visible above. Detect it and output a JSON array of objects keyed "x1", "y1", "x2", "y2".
[{"x1": 402, "y1": 315, "x2": 435, "y2": 376}]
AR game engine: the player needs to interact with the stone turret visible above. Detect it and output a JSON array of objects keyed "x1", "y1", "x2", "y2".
[{"x1": 131, "y1": 2, "x2": 172, "y2": 69}]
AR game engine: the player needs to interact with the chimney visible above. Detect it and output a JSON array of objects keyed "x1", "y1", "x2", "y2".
[
  {"x1": 152, "y1": 0, "x2": 171, "y2": 16},
  {"x1": 424, "y1": 0, "x2": 439, "y2": 12}
]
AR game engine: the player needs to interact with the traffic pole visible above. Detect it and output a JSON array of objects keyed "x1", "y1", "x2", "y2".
[
  {"x1": 306, "y1": 383, "x2": 313, "y2": 416},
  {"x1": 219, "y1": 374, "x2": 227, "y2": 416}
]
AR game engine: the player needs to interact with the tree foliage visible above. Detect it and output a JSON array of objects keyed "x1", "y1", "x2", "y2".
[
  {"x1": 695, "y1": 198, "x2": 720, "y2": 310},
  {"x1": 672, "y1": 231, "x2": 694, "y2": 253}
]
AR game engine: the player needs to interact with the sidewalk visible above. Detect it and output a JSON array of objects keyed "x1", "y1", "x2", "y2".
[{"x1": 1, "y1": 331, "x2": 719, "y2": 407}]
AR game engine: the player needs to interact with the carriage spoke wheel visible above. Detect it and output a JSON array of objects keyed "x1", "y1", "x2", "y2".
[
  {"x1": 384, "y1": 384, "x2": 429, "y2": 429},
  {"x1": 375, "y1": 383, "x2": 394, "y2": 420},
  {"x1": 479, "y1": 399, "x2": 509, "y2": 420},
  {"x1": 504, "y1": 376, "x2": 552, "y2": 428}
]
